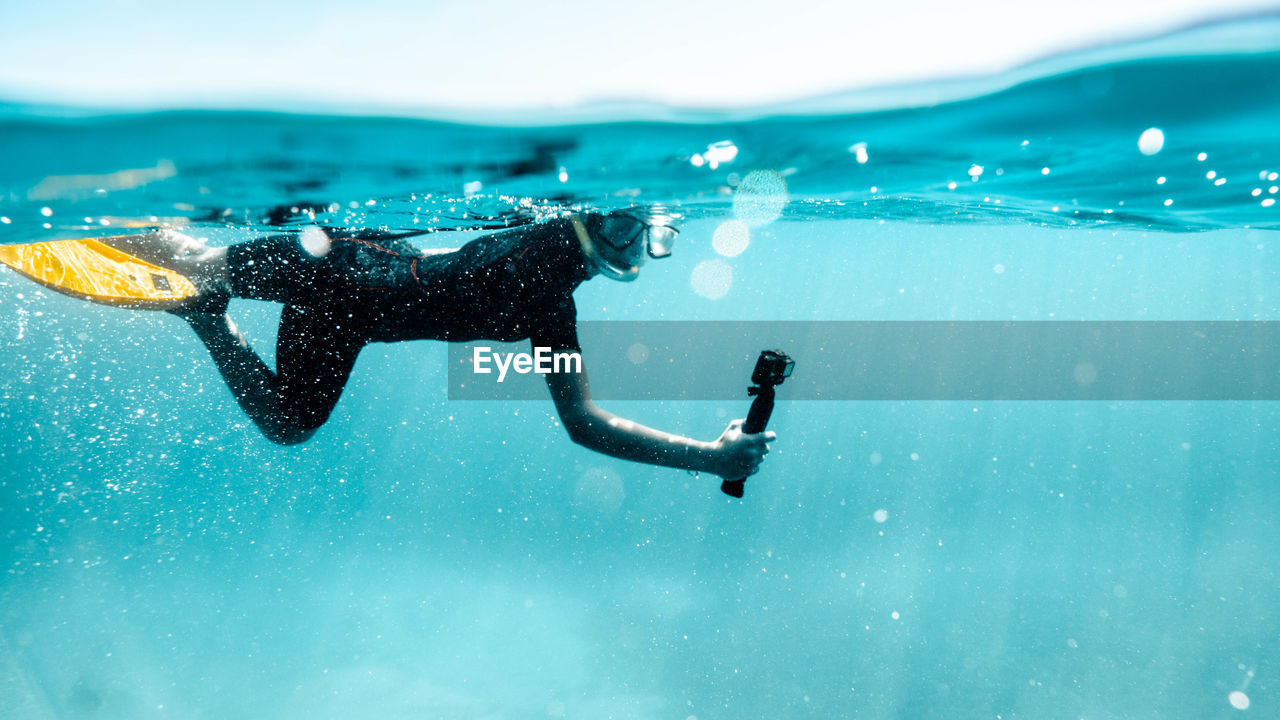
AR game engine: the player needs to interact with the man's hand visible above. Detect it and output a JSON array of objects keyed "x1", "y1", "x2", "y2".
[{"x1": 709, "y1": 419, "x2": 777, "y2": 481}]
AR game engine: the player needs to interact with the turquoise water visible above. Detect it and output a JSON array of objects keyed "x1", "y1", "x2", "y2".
[{"x1": 3, "y1": 17, "x2": 1280, "y2": 719}]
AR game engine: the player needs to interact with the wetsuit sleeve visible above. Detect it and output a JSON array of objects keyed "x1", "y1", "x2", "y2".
[{"x1": 530, "y1": 294, "x2": 580, "y2": 353}]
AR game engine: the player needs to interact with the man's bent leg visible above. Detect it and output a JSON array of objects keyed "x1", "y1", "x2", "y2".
[
  {"x1": 177, "y1": 303, "x2": 364, "y2": 445},
  {"x1": 178, "y1": 311, "x2": 318, "y2": 445}
]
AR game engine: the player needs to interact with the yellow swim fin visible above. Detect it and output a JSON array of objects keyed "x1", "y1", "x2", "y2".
[{"x1": 0, "y1": 236, "x2": 198, "y2": 309}]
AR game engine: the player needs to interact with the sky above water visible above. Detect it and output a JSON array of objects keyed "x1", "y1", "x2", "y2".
[{"x1": 0, "y1": 0, "x2": 1276, "y2": 113}]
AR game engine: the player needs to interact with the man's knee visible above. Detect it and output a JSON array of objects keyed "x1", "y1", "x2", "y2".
[{"x1": 262, "y1": 423, "x2": 319, "y2": 446}]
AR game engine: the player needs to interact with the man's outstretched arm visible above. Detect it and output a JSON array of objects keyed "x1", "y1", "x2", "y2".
[{"x1": 544, "y1": 362, "x2": 774, "y2": 482}]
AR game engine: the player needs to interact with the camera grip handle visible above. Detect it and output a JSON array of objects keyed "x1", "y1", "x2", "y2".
[{"x1": 720, "y1": 387, "x2": 775, "y2": 498}]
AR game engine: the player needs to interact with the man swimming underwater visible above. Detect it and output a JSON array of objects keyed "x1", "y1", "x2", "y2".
[{"x1": 115, "y1": 208, "x2": 775, "y2": 487}]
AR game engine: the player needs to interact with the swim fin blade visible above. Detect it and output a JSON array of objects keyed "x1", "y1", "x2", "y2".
[{"x1": 0, "y1": 237, "x2": 198, "y2": 309}]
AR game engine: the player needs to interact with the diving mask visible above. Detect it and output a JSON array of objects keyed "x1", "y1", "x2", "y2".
[{"x1": 580, "y1": 208, "x2": 680, "y2": 281}]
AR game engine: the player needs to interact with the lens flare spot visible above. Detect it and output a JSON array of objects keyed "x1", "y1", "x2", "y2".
[
  {"x1": 626, "y1": 343, "x2": 649, "y2": 364},
  {"x1": 873, "y1": 509, "x2": 889, "y2": 523},
  {"x1": 573, "y1": 468, "x2": 625, "y2": 515},
  {"x1": 300, "y1": 227, "x2": 331, "y2": 257},
  {"x1": 1229, "y1": 691, "x2": 1249, "y2": 710},
  {"x1": 1074, "y1": 362, "x2": 1098, "y2": 386},
  {"x1": 690, "y1": 259, "x2": 733, "y2": 300},
  {"x1": 1138, "y1": 127, "x2": 1165, "y2": 155},
  {"x1": 712, "y1": 220, "x2": 750, "y2": 257},
  {"x1": 733, "y1": 170, "x2": 789, "y2": 227}
]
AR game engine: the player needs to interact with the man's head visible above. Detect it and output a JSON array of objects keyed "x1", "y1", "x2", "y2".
[{"x1": 579, "y1": 207, "x2": 680, "y2": 282}]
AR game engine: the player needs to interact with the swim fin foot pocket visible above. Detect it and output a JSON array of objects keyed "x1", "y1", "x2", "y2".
[{"x1": 165, "y1": 278, "x2": 230, "y2": 318}]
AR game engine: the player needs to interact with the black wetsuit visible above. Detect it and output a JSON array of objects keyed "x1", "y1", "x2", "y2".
[{"x1": 225, "y1": 218, "x2": 589, "y2": 431}]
